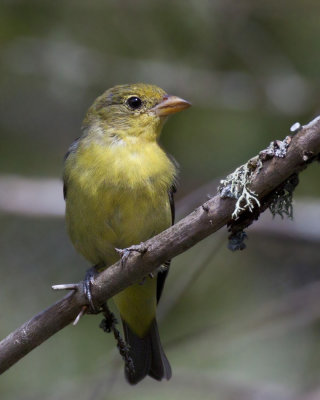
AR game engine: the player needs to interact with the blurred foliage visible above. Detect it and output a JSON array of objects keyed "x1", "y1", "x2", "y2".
[{"x1": 1, "y1": 1, "x2": 320, "y2": 399}]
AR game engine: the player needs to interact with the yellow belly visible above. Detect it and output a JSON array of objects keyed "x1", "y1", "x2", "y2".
[
  {"x1": 64, "y1": 139, "x2": 175, "y2": 336},
  {"x1": 65, "y1": 182, "x2": 171, "y2": 266}
]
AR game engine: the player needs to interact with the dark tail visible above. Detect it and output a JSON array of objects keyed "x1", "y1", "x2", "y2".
[{"x1": 122, "y1": 319, "x2": 172, "y2": 385}]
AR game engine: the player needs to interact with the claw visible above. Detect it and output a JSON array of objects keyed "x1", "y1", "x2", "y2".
[{"x1": 115, "y1": 243, "x2": 148, "y2": 267}]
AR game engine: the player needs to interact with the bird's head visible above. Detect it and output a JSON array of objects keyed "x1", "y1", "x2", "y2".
[{"x1": 82, "y1": 83, "x2": 191, "y2": 143}]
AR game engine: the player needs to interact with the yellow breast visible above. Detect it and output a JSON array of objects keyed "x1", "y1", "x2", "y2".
[{"x1": 64, "y1": 137, "x2": 176, "y2": 266}]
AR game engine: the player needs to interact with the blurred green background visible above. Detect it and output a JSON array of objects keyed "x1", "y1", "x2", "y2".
[{"x1": 1, "y1": 1, "x2": 320, "y2": 399}]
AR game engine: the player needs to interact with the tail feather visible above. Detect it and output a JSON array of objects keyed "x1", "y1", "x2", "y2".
[
  {"x1": 122, "y1": 319, "x2": 172, "y2": 385},
  {"x1": 148, "y1": 320, "x2": 171, "y2": 381}
]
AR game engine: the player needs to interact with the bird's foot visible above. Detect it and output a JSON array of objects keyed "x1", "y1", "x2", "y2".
[
  {"x1": 52, "y1": 265, "x2": 102, "y2": 324},
  {"x1": 83, "y1": 266, "x2": 101, "y2": 314},
  {"x1": 115, "y1": 243, "x2": 148, "y2": 267}
]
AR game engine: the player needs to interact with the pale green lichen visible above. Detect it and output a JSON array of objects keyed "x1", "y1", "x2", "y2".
[
  {"x1": 219, "y1": 157, "x2": 262, "y2": 220},
  {"x1": 219, "y1": 134, "x2": 295, "y2": 221}
]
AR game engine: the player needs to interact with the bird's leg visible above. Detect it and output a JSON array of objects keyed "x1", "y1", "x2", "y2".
[
  {"x1": 83, "y1": 265, "x2": 102, "y2": 314},
  {"x1": 100, "y1": 304, "x2": 135, "y2": 375},
  {"x1": 115, "y1": 243, "x2": 148, "y2": 267}
]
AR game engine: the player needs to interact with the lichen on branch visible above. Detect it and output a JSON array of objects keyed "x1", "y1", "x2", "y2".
[
  {"x1": 218, "y1": 157, "x2": 262, "y2": 220},
  {"x1": 219, "y1": 135, "x2": 294, "y2": 222}
]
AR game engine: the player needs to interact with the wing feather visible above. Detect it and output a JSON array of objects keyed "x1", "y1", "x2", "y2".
[
  {"x1": 63, "y1": 138, "x2": 80, "y2": 199},
  {"x1": 156, "y1": 183, "x2": 176, "y2": 303}
]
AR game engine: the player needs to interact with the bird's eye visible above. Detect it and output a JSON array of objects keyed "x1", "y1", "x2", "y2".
[{"x1": 127, "y1": 96, "x2": 142, "y2": 110}]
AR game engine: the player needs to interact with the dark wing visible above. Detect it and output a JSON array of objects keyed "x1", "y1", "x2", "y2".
[
  {"x1": 156, "y1": 183, "x2": 176, "y2": 303},
  {"x1": 168, "y1": 182, "x2": 176, "y2": 225},
  {"x1": 63, "y1": 138, "x2": 80, "y2": 199}
]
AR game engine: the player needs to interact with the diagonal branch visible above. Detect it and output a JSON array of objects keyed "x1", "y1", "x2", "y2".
[{"x1": 1, "y1": 116, "x2": 320, "y2": 374}]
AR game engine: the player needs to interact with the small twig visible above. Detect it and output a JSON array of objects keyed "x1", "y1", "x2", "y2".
[
  {"x1": 52, "y1": 283, "x2": 79, "y2": 291},
  {"x1": 73, "y1": 306, "x2": 87, "y2": 326}
]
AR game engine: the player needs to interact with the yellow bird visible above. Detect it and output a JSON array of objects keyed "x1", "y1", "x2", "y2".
[{"x1": 63, "y1": 83, "x2": 190, "y2": 384}]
